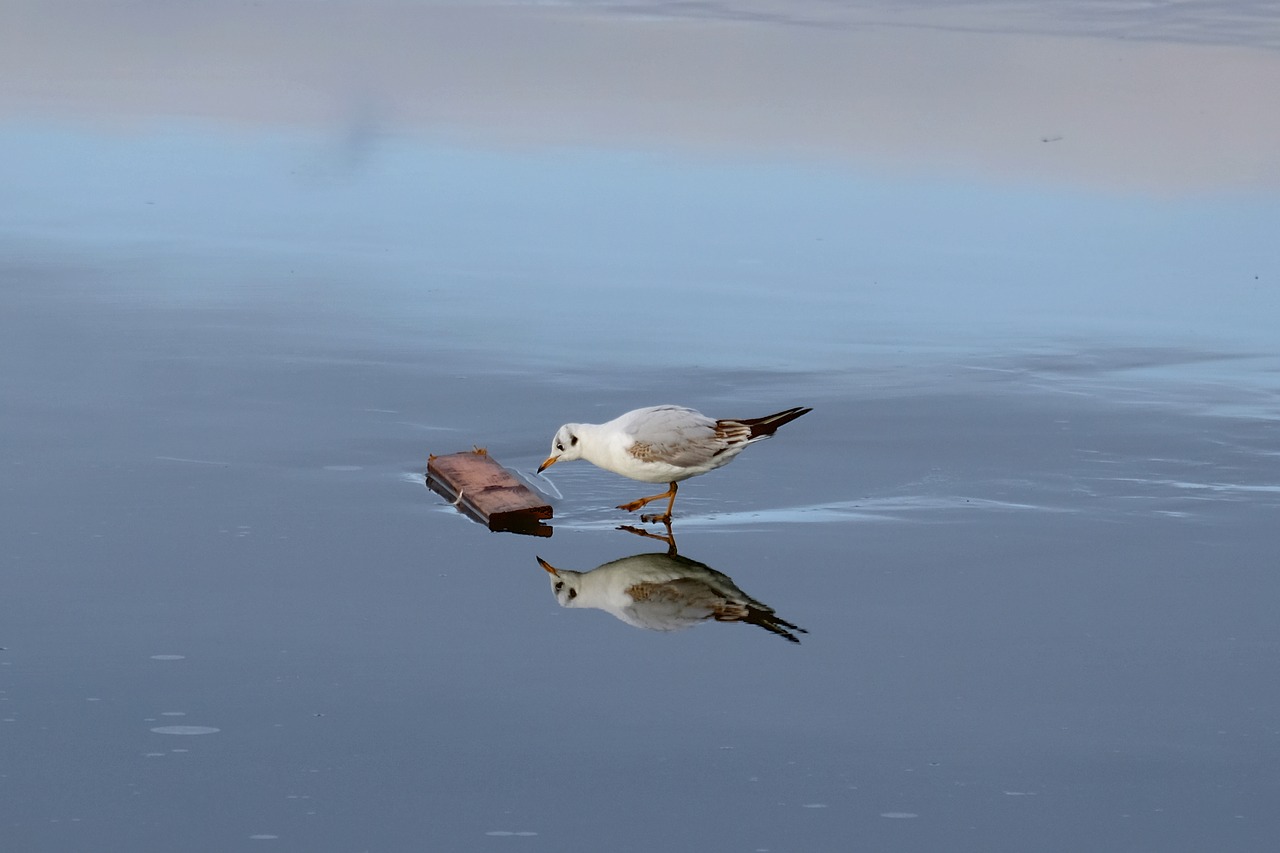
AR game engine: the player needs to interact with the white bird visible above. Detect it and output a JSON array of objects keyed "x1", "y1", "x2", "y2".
[
  {"x1": 538, "y1": 552, "x2": 807, "y2": 642},
  {"x1": 536, "y1": 405, "x2": 811, "y2": 521}
]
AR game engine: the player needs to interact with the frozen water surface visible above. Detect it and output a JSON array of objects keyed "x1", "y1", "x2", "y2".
[{"x1": 1, "y1": 2, "x2": 1278, "y2": 851}]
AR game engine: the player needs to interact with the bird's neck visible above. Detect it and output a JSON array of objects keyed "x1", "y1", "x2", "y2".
[{"x1": 574, "y1": 422, "x2": 611, "y2": 466}]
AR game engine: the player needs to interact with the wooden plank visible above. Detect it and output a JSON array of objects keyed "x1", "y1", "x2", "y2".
[{"x1": 426, "y1": 449, "x2": 553, "y2": 536}]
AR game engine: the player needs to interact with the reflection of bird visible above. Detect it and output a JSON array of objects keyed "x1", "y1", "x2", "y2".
[
  {"x1": 538, "y1": 552, "x2": 807, "y2": 643},
  {"x1": 537, "y1": 405, "x2": 811, "y2": 521}
]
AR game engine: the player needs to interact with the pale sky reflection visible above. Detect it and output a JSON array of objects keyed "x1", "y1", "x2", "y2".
[
  {"x1": 4, "y1": 0, "x2": 1280, "y2": 192},
  {"x1": 4, "y1": 125, "x2": 1275, "y2": 370}
]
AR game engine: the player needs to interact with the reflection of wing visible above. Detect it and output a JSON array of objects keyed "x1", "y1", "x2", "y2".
[
  {"x1": 618, "y1": 579, "x2": 722, "y2": 632},
  {"x1": 621, "y1": 578, "x2": 806, "y2": 642}
]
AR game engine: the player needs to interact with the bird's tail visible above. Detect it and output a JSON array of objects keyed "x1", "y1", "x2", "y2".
[{"x1": 735, "y1": 406, "x2": 812, "y2": 440}]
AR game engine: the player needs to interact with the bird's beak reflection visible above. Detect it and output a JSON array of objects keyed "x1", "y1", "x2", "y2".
[
  {"x1": 537, "y1": 456, "x2": 557, "y2": 474},
  {"x1": 536, "y1": 556, "x2": 559, "y2": 576}
]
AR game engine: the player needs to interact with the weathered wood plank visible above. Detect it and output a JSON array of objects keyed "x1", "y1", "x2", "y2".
[{"x1": 426, "y1": 449, "x2": 553, "y2": 535}]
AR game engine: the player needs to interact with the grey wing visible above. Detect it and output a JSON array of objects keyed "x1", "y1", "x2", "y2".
[{"x1": 625, "y1": 406, "x2": 726, "y2": 468}]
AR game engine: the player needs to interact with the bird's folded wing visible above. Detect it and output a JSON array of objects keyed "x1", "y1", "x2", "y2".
[
  {"x1": 628, "y1": 433, "x2": 727, "y2": 467},
  {"x1": 622, "y1": 408, "x2": 725, "y2": 467}
]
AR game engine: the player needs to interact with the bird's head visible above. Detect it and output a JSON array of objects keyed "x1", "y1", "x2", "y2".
[
  {"x1": 537, "y1": 424, "x2": 582, "y2": 473},
  {"x1": 537, "y1": 556, "x2": 583, "y2": 607}
]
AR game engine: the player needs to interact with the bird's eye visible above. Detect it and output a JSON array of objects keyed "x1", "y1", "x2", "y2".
[
  {"x1": 569, "y1": 435, "x2": 578, "y2": 447},
  {"x1": 555, "y1": 443, "x2": 564, "y2": 452},
  {"x1": 567, "y1": 588, "x2": 577, "y2": 600},
  {"x1": 554, "y1": 582, "x2": 564, "y2": 592}
]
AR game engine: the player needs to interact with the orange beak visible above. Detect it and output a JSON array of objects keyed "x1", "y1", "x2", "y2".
[
  {"x1": 537, "y1": 456, "x2": 557, "y2": 474},
  {"x1": 536, "y1": 556, "x2": 559, "y2": 576}
]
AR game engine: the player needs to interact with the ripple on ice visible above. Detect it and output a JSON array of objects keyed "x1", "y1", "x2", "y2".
[
  {"x1": 484, "y1": 831, "x2": 538, "y2": 837},
  {"x1": 150, "y1": 725, "x2": 220, "y2": 735}
]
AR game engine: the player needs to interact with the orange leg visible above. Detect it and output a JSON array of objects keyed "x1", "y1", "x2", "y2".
[{"x1": 618, "y1": 481, "x2": 678, "y2": 521}]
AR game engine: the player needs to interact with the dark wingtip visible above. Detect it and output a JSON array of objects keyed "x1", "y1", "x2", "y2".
[{"x1": 747, "y1": 406, "x2": 812, "y2": 438}]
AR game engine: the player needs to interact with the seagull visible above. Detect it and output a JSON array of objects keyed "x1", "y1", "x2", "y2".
[
  {"x1": 536, "y1": 405, "x2": 811, "y2": 521},
  {"x1": 538, "y1": 552, "x2": 807, "y2": 642}
]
